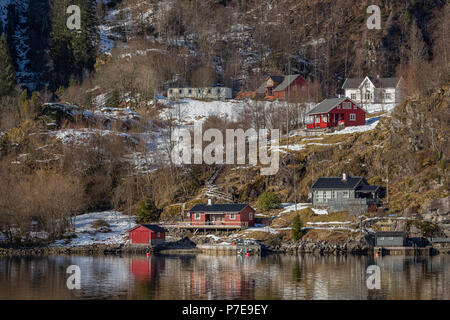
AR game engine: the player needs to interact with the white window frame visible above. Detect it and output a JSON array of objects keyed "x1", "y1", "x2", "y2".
[
  {"x1": 195, "y1": 213, "x2": 201, "y2": 220},
  {"x1": 343, "y1": 102, "x2": 351, "y2": 109},
  {"x1": 351, "y1": 93, "x2": 356, "y2": 100},
  {"x1": 229, "y1": 213, "x2": 236, "y2": 220},
  {"x1": 350, "y1": 113, "x2": 356, "y2": 121},
  {"x1": 249, "y1": 212, "x2": 253, "y2": 220}
]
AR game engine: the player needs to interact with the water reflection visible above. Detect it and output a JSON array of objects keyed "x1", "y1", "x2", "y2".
[{"x1": 0, "y1": 254, "x2": 448, "y2": 300}]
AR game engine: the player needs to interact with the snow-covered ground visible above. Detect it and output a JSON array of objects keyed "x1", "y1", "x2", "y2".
[
  {"x1": 279, "y1": 203, "x2": 328, "y2": 215},
  {"x1": 52, "y1": 211, "x2": 137, "y2": 247}
]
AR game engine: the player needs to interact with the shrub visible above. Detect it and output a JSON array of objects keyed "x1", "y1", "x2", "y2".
[
  {"x1": 137, "y1": 197, "x2": 162, "y2": 223},
  {"x1": 91, "y1": 219, "x2": 110, "y2": 229},
  {"x1": 106, "y1": 89, "x2": 120, "y2": 108},
  {"x1": 291, "y1": 214, "x2": 304, "y2": 241},
  {"x1": 257, "y1": 192, "x2": 282, "y2": 211}
]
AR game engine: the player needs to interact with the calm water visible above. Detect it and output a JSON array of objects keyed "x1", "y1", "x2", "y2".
[{"x1": 0, "y1": 254, "x2": 449, "y2": 300}]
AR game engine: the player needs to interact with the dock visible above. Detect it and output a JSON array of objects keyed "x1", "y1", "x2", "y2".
[
  {"x1": 374, "y1": 246, "x2": 432, "y2": 256},
  {"x1": 198, "y1": 243, "x2": 262, "y2": 256}
]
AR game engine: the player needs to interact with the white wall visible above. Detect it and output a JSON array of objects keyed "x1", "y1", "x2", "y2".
[{"x1": 167, "y1": 87, "x2": 232, "y2": 100}]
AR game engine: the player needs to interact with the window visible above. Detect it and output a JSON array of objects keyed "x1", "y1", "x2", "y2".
[
  {"x1": 322, "y1": 115, "x2": 327, "y2": 122},
  {"x1": 337, "y1": 104, "x2": 341, "y2": 109},
  {"x1": 342, "y1": 191, "x2": 349, "y2": 198},
  {"x1": 179, "y1": 89, "x2": 182, "y2": 94},
  {"x1": 315, "y1": 117, "x2": 320, "y2": 123},
  {"x1": 169, "y1": 89, "x2": 173, "y2": 94},
  {"x1": 229, "y1": 213, "x2": 236, "y2": 220},
  {"x1": 198, "y1": 89, "x2": 201, "y2": 93},
  {"x1": 188, "y1": 89, "x2": 192, "y2": 94},
  {"x1": 365, "y1": 82, "x2": 370, "y2": 88},
  {"x1": 217, "y1": 88, "x2": 221, "y2": 93},
  {"x1": 384, "y1": 93, "x2": 391, "y2": 100},
  {"x1": 343, "y1": 102, "x2": 351, "y2": 109},
  {"x1": 157, "y1": 232, "x2": 160, "y2": 238},
  {"x1": 365, "y1": 93, "x2": 372, "y2": 100},
  {"x1": 207, "y1": 89, "x2": 212, "y2": 94},
  {"x1": 351, "y1": 93, "x2": 357, "y2": 100},
  {"x1": 249, "y1": 212, "x2": 253, "y2": 220},
  {"x1": 195, "y1": 213, "x2": 201, "y2": 220},
  {"x1": 350, "y1": 113, "x2": 356, "y2": 121}
]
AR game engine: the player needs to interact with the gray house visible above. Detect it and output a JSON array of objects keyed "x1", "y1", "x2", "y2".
[
  {"x1": 311, "y1": 174, "x2": 383, "y2": 213},
  {"x1": 375, "y1": 231, "x2": 407, "y2": 247}
]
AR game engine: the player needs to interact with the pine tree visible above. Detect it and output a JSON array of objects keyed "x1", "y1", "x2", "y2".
[{"x1": 0, "y1": 33, "x2": 16, "y2": 97}]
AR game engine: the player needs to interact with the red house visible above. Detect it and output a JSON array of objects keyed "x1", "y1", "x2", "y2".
[
  {"x1": 255, "y1": 74, "x2": 307, "y2": 100},
  {"x1": 187, "y1": 202, "x2": 255, "y2": 229},
  {"x1": 127, "y1": 224, "x2": 167, "y2": 246},
  {"x1": 306, "y1": 97, "x2": 366, "y2": 129}
]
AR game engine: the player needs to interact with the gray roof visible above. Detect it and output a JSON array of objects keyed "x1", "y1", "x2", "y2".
[
  {"x1": 375, "y1": 231, "x2": 406, "y2": 238},
  {"x1": 268, "y1": 75, "x2": 285, "y2": 84},
  {"x1": 342, "y1": 77, "x2": 400, "y2": 89},
  {"x1": 342, "y1": 78, "x2": 364, "y2": 89},
  {"x1": 256, "y1": 82, "x2": 267, "y2": 94},
  {"x1": 307, "y1": 97, "x2": 347, "y2": 115},
  {"x1": 356, "y1": 185, "x2": 380, "y2": 192},
  {"x1": 312, "y1": 176, "x2": 365, "y2": 189},
  {"x1": 190, "y1": 203, "x2": 250, "y2": 213},
  {"x1": 274, "y1": 74, "x2": 301, "y2": 92},
  {"x1": 374, "y1": 77, "x2": 400, "y2": 88}
]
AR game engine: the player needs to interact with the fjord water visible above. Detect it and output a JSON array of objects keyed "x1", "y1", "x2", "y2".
[{"x1": 0, "y1": 254, "x2": 448, "y2": 300}]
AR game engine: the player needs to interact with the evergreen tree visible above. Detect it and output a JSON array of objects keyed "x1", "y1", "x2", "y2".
[
  {"x1": 49, "y1": 0, "x2": 98, "y2": 89},
  {"x1": 137, "y1": 198, "x2": 162, "y2": 223},
  {"x1": 0, "y1": 33, "x2": 16, "y2": 97},
  {"x1": 291, "y1": 214, "x2": 304, "y2": 241},
  {"x1": 257, "y1": 192, "x2": 282, "y2": 211}
]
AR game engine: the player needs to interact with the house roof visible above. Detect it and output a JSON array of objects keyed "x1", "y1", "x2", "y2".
[
  {"x1": 342, "y1": 78, "x2": 365, "y2": 89},
  {"x1": 375, "y1": 231, "x2": 406, "y2": 238},
  {"x1": 190, "y1": 203, "x2": 250, "y2": 213},
  {"x1": 356, "y1": 185, "x2": 380, "y2": 192},
  {"x1": 307, "y1": 97, "x2": 347, "y2": 115},
  {"x1": 342, "y1": 77, "x2": 400, "y2": 89},
  {"x1": 127, "y1": 224, "x2": 167, "y2": 233},
  {"x1": 273, "y1": 74, "x2": 301, "y2": 92},
  {"x1": 256, "y1": 82, "x2": 268, "y2": 94},
  {"x1": 373, "y1": 77, "x2": 400, "y2": 88},
  {"x1": 268, "y1": 75, "x2": 285, "y2": 84},
  {"x1": 312, "y1": 176, "x2": 364, "y2": 189}
]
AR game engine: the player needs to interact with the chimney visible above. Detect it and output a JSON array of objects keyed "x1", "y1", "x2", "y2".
[
  {"x1": 342, "y1": 173, "x2": 347, "y2": 181},
  {"x1": 208, "y1": 199, "x2": 213, "y2": 206}
]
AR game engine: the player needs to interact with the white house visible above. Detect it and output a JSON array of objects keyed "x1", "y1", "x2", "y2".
[
  {"x1": 167, "y1": 87, "x2": 232, "y2": 100},
  {"x1": 342, "y1": 76, "x2": 402, "y2": 106}
]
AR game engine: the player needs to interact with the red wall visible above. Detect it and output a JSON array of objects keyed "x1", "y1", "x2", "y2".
[
  {"x1": 129, "y1": 225, "x2": 165, "y2": 244},
  {"x1": 189, "y1": 206, "x2": 255, "y2": 227},
  {"x1": 274, "y1": 76, "x2": 307, "y2": 100},
  {"x1": 307, "y1": 99, "x2": 365, "y2": 129}
]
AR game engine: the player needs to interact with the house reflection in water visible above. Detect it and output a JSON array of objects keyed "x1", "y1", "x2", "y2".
[
  {"x1": 130, "y1": 257, "x2": 165, "y2": 282},
  {"x1": 189, "y1": 257, "x2": 256, "y2": 299}
]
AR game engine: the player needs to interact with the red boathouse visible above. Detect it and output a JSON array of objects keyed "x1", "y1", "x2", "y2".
[
  {"x1": 127, "y1": 224, "x2": 167, "y2": 246},
  {"x1": 306, "y1": 97, "x2": 366, "y2": 129}
]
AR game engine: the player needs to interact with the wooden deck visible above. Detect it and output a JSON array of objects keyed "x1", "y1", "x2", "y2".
[{"x1": 163, "y1": 222, "x2": 249, "y2": 231}]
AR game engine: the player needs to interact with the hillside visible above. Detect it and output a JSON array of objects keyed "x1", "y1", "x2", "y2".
[{"x1": 0, "y1": 0, "x2": 448, "y2": 246}]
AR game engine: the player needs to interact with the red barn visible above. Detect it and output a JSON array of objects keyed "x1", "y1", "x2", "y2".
[
  {"x1": 127, "y1": 224, "x2": 167, "y2": 246},
  {"x1": 187, "y1": 202, "x2": 256, "y2": 229},
  {"x1": 256, "y1": 74, "x2": 307, "y2": 100},
  {"x1": 306, "y1": 97, "x2": 366, "y2": 129}
]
